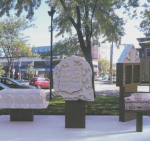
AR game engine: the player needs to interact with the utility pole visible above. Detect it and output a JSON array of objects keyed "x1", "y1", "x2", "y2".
[
  {"x1": 110, "y1": 41, "x2": 113, "y2": 84},
  {"x1": 48, "y1": 7, "x2": 55, "y2": 100}
]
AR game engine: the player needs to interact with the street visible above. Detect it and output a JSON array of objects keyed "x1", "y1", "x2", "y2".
[{"x1": 21, "y1": 80, "x2": 150, "y2": 98}]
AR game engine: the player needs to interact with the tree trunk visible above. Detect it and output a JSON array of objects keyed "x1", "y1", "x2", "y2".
[
  {"x1": 7, "y1": 65, "x2": 11, "y2": 78},
  {"x1": 83, "y1": 51, "x2": 96, "y2": 98}
]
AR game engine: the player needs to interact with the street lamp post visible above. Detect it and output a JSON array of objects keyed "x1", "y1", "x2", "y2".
[{"x1": 48, "y1": 7, "x2": 55, "y2": 100}]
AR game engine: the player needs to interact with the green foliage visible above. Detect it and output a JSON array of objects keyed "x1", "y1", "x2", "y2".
[
  {"x1": 112, "y1": 63, "x2": 116, "y2": 76},
  {"x1": 0, "y1": 0, "x2": 41, "y2": 20},
  {"x1": 46, "y1": 0, "x2": 126, "y2": 49},
  {"x1": 121, "y1": 0, "x2": 150, "y2": 34},
  {"x1": 53, "y1": 37, "x2": 83, "y2": 57},
  {"x1": 0, "y1": 63, "x2": 5, "y2": 76},
  {"x1": 0, "y1": 16, "x2": 38, "y2": 77},
  {"x1": 25, "y1": 63, "x2": 35, "y2": 81},
  {"x1": 98, "y1": 58, "x2": 110, "y2": 75}
]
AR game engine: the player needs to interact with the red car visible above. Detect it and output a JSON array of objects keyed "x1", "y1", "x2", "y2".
[{"x1": 29, "y1": 77, "x2": 50, "y2": 89}]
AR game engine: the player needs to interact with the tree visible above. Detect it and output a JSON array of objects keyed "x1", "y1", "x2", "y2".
[
  {"x1": 98, "y1": 59, "x2": 109, "y2": 75},
  {"x1": 0, "y1": 16, "x2": 39, "y2": 78},
  {"x1": 45, "y1": 0, "x2": 126, "y2": 97},
  {"x1": 0, "y1": 63, "x2": 5, "y2": 76},
  {"x1": 117, "y1": 0, "x2": 150, "y2": 34},
  {"x1": 136, "y1": 1, "x2": 150, "y2": 34},
  {"x1": 53, "y1": 37, "x2": 82, "y2": 57},
  {"x1": 0, "y1": 0, "x2": 135, "y2": 97},
  {"x1": 0, "y1": 0, "x2": 42, "y2": 20},
  {"x1": 25, "y1": 63, "x2": 35, "y2": 81}
]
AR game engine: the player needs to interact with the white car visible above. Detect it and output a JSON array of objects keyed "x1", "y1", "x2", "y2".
[{"x1": 94, "y1": 77, "x2": 102, "y2": 81}]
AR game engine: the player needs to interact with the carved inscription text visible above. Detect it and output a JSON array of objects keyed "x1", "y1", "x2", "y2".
[{"x1": 59, "y1": 66, "x2": 82, "y2": 93}]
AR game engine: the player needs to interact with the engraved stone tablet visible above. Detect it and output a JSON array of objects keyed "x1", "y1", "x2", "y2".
[
  {"x1": 53, "y1": 56, "x2": 94, "y2": 101},
  {"x1": 124, "y1": 92, "x2": 150, "y2": 111}
]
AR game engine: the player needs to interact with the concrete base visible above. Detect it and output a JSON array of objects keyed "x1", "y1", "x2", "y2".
[
  {"x1": 119, "y1": 87, "x2": 136, "y2": 122},
  {"x1": 10, "y1": 109, "x2": 34, "y2": 121},
  {"x1": 136, "y1": 112, "x2": 143, "y2": 132},
  {"x1": 65, "y1": 101, "x2": 85, "y2": 128}
]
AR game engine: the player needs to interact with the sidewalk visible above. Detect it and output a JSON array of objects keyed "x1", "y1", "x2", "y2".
[
  {"x1": 0, "y1": 115, "x2": 149, "y2": 141},
  {"x1": 1, "y1": 83, "x2": 150, "y2": 141},
  {"x1": 21, "y1": 81, "x2": 150, "y2": 97},
  {"x1": 95, "y1": 84, "x2": 149, "y2": 97}
]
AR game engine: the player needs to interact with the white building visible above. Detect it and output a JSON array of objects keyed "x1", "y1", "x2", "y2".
[
  {"x1": 92, "y1": 60, "x2": 98, "y2": 77},
  {"x1": 99, "y1": 44, "x2": 110, "y2": 60}
]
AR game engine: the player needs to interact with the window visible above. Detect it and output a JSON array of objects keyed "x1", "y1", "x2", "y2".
[
  {"x1": 146, "y1": 48, "x2": 150, "y2": 58},
  {"x1": 34, "y1": 61, "x2": 50, "y2": 66},
  {"x1": 91, "y1": 50, "x2": 93, "y2": 53},
  {"x1": 39, "y1": 78, "x2": 44, "y2": 82},
  {"x1": 95, "y1": 50, "x2": 97, "y2": 53},
  {"x1": 6, "y1": 80, "x2": 14, "y2": 85},
  {"x1": 91, "y1": 44, "x2": 93, "y2": 47},
  {"x1": 45, "y1": 79, "x2": 49, "y2": 82},
  {"x1": 94, "y1": 65, "x2": 97, "y2": 68},
  {"x1": 21, "y1": 62, "x2": 32, "y2": 66},
  {"x1": 11, "y1": 62, "x2": 19, "y2": 67},
  {"x1": 45, "y1": 48, "x2": 47, "y2": 52},
  {"x1": 95, "y1": 44, "x2": 97, "y2": 47},
  {"x1": 1, "y1": 62, "x2": 8, "y2": 66},
  {"x1": 45, "y1": 61, "x2": 50, "y2": 65},
  {"x1": 35, "y1": 49, "x2": 36, "y2": 52}
]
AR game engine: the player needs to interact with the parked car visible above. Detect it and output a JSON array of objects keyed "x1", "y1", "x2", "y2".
[
  {"x1": 101, "y1": 76, "x2": 108, "y2": 80},
  {"x1": 94, "y1": 77, "x2": 102, "y2": 81},
  {"x1": 0, "y1": 77, "x2": 36, "y2": 89},
  {"x1": 29, "y1": 77, "x2": 50, "y2": 89},
  {"x1": 0, "y1": 83, "x2": 10, "y2": 90}
]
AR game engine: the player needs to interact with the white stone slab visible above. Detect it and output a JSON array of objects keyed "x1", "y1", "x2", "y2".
[
  {"x1": 118, "y1": 44, "x2": 140, "y2": 63},
  {"x1": 125, "y1": 93, "x2": 150, "y2": 111},
  {"x1": 53, "y1": 56, "x2": 94, "y2": 101},
  {"x1": 0, "y1": 89, "x2": 49, "y2": 109}
]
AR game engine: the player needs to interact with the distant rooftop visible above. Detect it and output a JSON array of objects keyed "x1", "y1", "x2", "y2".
[{"x1": 118, "y1": 44, "x2": 133, "y2": 63}]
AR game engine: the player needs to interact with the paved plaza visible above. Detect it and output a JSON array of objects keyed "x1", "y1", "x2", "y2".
[
  {"x1": 0, "y1": 115, "x2": 149, "y2": 141},
  {"x1": 0, "y1": 82, "x2": 149, "y2": 141}
]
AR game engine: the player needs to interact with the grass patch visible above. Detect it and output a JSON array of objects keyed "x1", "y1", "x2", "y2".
[
  {"x1": 0, "y1": 96, "x2": 119, "y2": 115},
  {"x1": 0, "y1": 95, "x2": 149, "y2": 116}
]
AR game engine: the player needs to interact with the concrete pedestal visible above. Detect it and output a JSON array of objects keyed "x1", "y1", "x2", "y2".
[
  {"x1": 136, "y1": 112, "x2": 143, "y2": 132},
  {"x1": 10, "y1": 109, "x2": 34, "y2": 121},
  {"x1": 65, "y1": 101, "x2": 85, "y2": 128},
  {"x1": 119, "y1": 87, "x2": 136, "y2": 122}
]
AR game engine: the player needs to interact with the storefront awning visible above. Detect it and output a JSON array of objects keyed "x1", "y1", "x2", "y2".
[{"x1": 19, "y1": 68, "x2": 54, "y2": 71}]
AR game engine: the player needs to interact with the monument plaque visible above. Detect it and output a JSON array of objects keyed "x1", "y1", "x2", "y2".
[
  {"x1": 53, "y1": 56, "x2": 94, "y2": 101},
  {"x1": 124, "y1": 92, "x2": 150, "y2": 111}
]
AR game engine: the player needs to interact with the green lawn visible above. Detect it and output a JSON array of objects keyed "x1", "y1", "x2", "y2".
[
  {"x1": 0, "y1": 96, "x2": 120, "y2": 115},
  {"x1": 1, "y1": 95, "x2": 149, "y2": 116}
]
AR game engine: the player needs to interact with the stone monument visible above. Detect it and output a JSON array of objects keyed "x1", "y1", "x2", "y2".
[
  {"x1": 0, "y1": 89, "x2": 49, "y2": 121},
  {"x1": 53, "y1": 56, "x2": 94, "y2": 101},
  {"x1": 53, "y1": 56, "x2": 94, "y2": 128}
]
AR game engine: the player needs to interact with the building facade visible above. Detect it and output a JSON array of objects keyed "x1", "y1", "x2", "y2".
[
  {"x1": 91, "y1": 40, "x2": 101, "y2": 60},
  {"x1": 0, "y1": 43, "x2": 109, "y2": 79},
  {"x1": 0, "y1": 57, "x2": 59, "y2": 80}
]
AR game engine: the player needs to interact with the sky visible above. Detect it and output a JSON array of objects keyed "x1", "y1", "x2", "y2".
[{"x1": 1, "y1": 1, "x2": 146, "y2": 63}]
